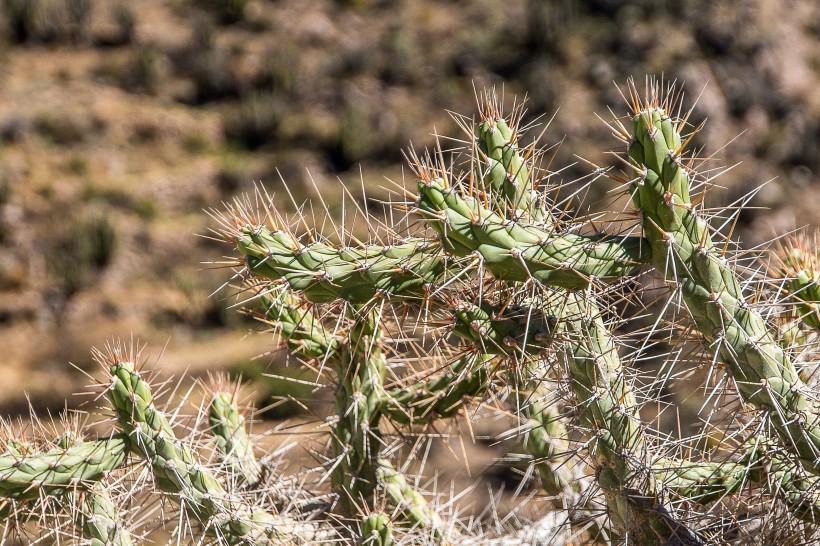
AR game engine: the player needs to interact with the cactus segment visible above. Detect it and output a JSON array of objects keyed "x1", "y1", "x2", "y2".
[
  {"x1": 476, "y1": 116, "x2": 546, "y2": 222},
  {"x1": 73, "y1": 483, "x2": 135, "y2": 546},
  {"x1": 108, "y1": 360, "x2": 334, "y2": 545},
  {"x1": 627, "y1": 100, "x2": 820, "y2": 475},
  {"x1": 451, "y1": 300, "x2": 556, "y2": 356},
  {"x1": 381, "y1": 353, "x2": 495, "y2": 425},
  {"x1": 416, "y1": 178, "x2": 650, "y2": 289},
  {"x1": 775, "y1": 238, "x2": 820, "y2": 330},
  {"x1": 0, "y1": 436, "x2": 128, "y2": 501},
  {"x1": 332, "y1": 310, "x2": 388, "y2": 517},
  {"x1": 208, "y1": 391, "x2": 263, "y2": 487},
  {"x1": 376, "y1": 460, "x2": 448, "y2": 540},
  {"x1": 258, "y1": 287, "x2": 338, "y2": 361},
  {"x1": 758, "y1": 444, "x2": 820, "y2": 522},
  {"x1": 658, "y1": 442, "x2": 820, "y2": 521},
  {"x1": 361, "y1": 511, "x2": 394, "y2": 546},
  {"x1": 658, "y1": 458, "x2": 748, "y2": 506},
  {"x1": 512, "y1": 374, "x2": 578, "y2": 496},
  {"x1": 318, "y1": 308, "x2": 399, "y2": 540},
  {"x1": 236, "y1": 229, "x2": 448, "y2": 303},
  {"x1": 544, "y1": 291, "x2": 701, "y2": 544}
]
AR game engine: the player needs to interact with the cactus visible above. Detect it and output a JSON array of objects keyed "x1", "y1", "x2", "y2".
[
  {"x1": 0, "y1": 436, "x2": 128, "y2": 500},
  {"x1": 5, "y1": 78, "x2": 820, "y2": 545},
  {"x1": 773, "y1": 233, "x2": 820, "y2": 330},
  {"x1": 71, "y1": 483, "x2": 134, "y2": 546},
  {"x1": 620, "y1": 82, "x2": 820, "y2": 476},
  {"x1": 103, "y1": 349, "x2": 338, "y2": 545},
  {"x1": 330, "y1": 307, "x2": 387, "y2": 521},
  {"x1": 361, "y1": 511, "x2": 394, "y2": 546},
  {"x1": 209, "y1": 389, "x2": 264, "y2": 487}
]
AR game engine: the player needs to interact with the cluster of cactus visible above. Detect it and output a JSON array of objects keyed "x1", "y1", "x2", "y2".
[{"x1": 3, "y1": 78, "x2": 820, "y2": 545}]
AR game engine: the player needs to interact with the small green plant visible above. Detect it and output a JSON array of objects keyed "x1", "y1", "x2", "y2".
[
  {"x1": 110, "y1": 4, "x2": 135, "y2": 45},
  {"x1": 120, "y1": 45, "x2": 164, "y2": 95},
  {"x1": 2, "y1": 79, "x2": 820, "y2": 545}
]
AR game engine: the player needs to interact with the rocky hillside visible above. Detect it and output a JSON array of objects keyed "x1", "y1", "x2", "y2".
[{"x1": 0, "y1": 0, "x2": 816, "y2": 417}]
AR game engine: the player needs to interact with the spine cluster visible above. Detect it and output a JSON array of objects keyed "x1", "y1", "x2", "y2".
[{"x1": 2, "y1": 80, "x2": 819, "y2": 545}]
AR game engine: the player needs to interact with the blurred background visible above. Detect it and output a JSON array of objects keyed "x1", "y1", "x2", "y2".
[{"x1": 0, "y1": 0, "x2": 816, "y2": 444}]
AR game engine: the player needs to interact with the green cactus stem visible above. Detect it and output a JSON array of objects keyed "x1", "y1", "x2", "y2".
[
  {"x1": 757, "y1": 443, "x2": 820, "y2": 522},
  {"x1": 73, "y1": 483, "x2": 135, "y2": 546},
  {"x1": 476, "y1": 109, "x2": 547, "y2": 222},
  {"x1": 331, "y1": 308, "x2": 388, "y2": 517},
  {"x1": 235, "y1": 229, "x2": 448, "y2": 303},
  {"x1": 546, "y1": 291, "x2": 701, "y2": 545},
  {"x1": 376, "y1": 460, "x2": 449, "y2": 541},
  {"x1": 451, "y1": 300, "x2": 556, "y2": 357},
  {"x1": 625, "y1": 89, "x2": 820, "y2": 475},
  {"x1": 0, "y1": 436, "x2": 128, "y2": 501},
  {"x1": 107, "y1": 359, "x2": 336, "y2": 545},
  {"x1": 258, "y1": 286, "x2": 339, "y2": 359},
  {"x1": 774, "y1": 236, "x2": 820, "y2": 330},
  {"x1": 510, "y1": 370, "x2": 579, "y2": 497},
  {"x1": 658, "y1": 441, "x2": 820, "y2": 522},
  {"x1": 208, "y1": 391, "x2": 263, "y2": 487},
  {"x1": 361, "y1": 511, "x2": 394, "y2": 546},
  {"x1": 52, "y1": 431, "x2": 134, "y2": 546},
  {"x1": 415, "y1": 176, "x2": 649, "y2": 289},
  {"x1": 381, "y1": 353, "x2": 495, "y2": 425}
]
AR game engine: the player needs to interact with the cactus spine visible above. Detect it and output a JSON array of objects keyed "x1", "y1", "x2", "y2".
[
  {"x1": 623, "y1": 84, "x2": 820, "y2": 475},
  {"x1": 72, "y1": 483, "x2": 135, "y2": 546},
  {"x1": 209, "y1": 390, "x2": 264, "y2": 486},
  {"x1": 331, "y1": 308, "x2": 387, "y2": 521},
  {"x1": 4, "y1": 79, "x2": 820, "y2": 545},
  {"x1": 107, "y1": 357, "x2": 334, "y2": 545}
]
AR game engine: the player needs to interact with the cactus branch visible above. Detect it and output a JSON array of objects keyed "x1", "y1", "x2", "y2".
[
  {"x1": 773, "y1": 234, "x2": 820, "y2": 330},
  {"x1": 380, "y1": 353, "x2": 495, "y2": 425},
  {"x1": 474, "y1": 102, "x2": 548, "y2": 222},
  {"x1": 258, "y1": 285, "x2": 339, "y2": 359},
  {"x1": 208, "y1": 390, "x2": 263, "y2": 487},
  {"x1": 361, "y1": 511, "x2": 394, "y2": 546},
  {"x1": 625, "y1": 82, "x2": 820, "y2": 475},
  {"x1": 0, "y1": 436, "x2": 128, "y2": 501},
  {"x1": 72, "y1": 483, "x2": 135, "y2": 546},
  {"x1": 233, "y1": 226, "x2": 447, "y2": 303},
  {"x1": 546, "y1": 291, "x2": 702, "y2": 544},
  {"x1": 331, "y1": 307, "x2": 388, "y2": 519},
  {"x1": 511, "y1": 369, "x2": 580, "y2": 497},
  {"x1": 658, "y1": 440, "x2": 820, "y2": 522},
  {"x1": 415, "y1": 176, "x2": 649, "y2": 289},
  {"x1": 376, "y1": 460, "x2": 450, "y2": 541},
  {"x1": 105, "y1": 354, "x2": 336, "y2": 545}
]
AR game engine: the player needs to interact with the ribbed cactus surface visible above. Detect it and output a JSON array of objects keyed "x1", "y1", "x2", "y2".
[{"x1": 3, "y1": 79, "x2": 820, "y2": 546}]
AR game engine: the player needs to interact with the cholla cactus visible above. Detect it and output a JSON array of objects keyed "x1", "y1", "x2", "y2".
[{"x1": 2, "y1": 78, "x2": 820, "y2": 546}]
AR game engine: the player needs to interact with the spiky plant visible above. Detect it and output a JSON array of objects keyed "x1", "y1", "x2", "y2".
[{"x1": 2, "y1": 78, "x2": 820, "y2": 546}]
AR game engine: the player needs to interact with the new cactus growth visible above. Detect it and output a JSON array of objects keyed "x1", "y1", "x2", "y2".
[
  {"x1": 71, "y1": 483, "x2": 135, "y2": 546},
  {"x1": 209, "y1": 389, "x2": 264, "y2": 487},
  {"x1": 4, "y1": 78, "x2": 820, "y2": 545},
  {"x1": 774, "y1": 234, "x2": 820, "y2": 330}
]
